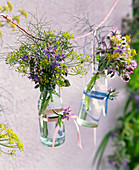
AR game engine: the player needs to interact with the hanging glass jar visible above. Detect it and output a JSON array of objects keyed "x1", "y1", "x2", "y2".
[
  {"x1": 77, "y1": 72, "x2": 107, "y2": 127},
  {"x1": 38, "y1": 88, "x2": 65, "y2": 147}
]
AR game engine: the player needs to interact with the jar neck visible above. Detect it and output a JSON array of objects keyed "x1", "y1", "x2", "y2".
[
  {"x1": 43, "y1": 87, "x2": 60, "y2": 97},
  {"x1": 92, "y1": 71, "x2": 106, "y2": 77}
]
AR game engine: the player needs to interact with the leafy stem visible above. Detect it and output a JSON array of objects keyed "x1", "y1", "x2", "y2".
[{"x1": 85, "y1": 72, "x2": 100, "y2": 111}]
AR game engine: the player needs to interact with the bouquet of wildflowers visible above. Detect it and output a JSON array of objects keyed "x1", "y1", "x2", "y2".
[
  {"x1": 6, "y1": 27, "x2": 90, "y2": 115},
  {"x1": 97, "y1": 28, "x2": 137, "y2": 81},
  {"x1": 84, "y1": 28, "x2": 137, "y2": 111},
  {"x1": 77, "y1": 28, "x2": 138, "y2": 125}
]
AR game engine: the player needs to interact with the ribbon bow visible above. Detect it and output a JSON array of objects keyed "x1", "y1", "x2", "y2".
[{"x1": 84, "y1": 90, "x2": 114, "y2": 116}]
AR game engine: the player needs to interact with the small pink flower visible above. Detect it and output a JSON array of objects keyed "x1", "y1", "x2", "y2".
[
  {"x1": 111, "y1": 27, "x2": 121, "y2": 35},
  {"x1": 63, "y1": 106, "x2": 74, "y2": 120},
  {"x1": 131, "y1": 60, "x2": 137, "y2": 68},
  {"x1": 107, "y1": 28, "x2": 121, "y2": 40},
  {"x1": 121, "y1": 74, "x2": 130, "y2": 82},
  {"x1": 63, "y1": 106, "x2": 70, "y2": 113},
  {"x1": 126, "y1": 65, "x2": 134, "y2": 74}
]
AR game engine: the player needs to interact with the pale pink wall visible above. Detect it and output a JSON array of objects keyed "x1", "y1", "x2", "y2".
[{"x1": 0, "y1": 0, "x2": 132, "y2": 169}]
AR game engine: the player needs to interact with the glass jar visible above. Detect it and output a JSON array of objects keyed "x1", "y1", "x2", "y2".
[
  {"x1": 77, "y1": 72, "x2": 107, "y2": 127},
  {"x1": 38, "y1": 88, "x2": 65, "y2": 146}
]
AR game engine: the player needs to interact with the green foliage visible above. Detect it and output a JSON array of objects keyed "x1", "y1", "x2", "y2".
[
  {"x1": 128, "y1": 41, "x2": 139, "y2": 91},
  {"x1": 122, "y1": 0, "x2": 139, "y2": 42},
  {"x1": 92, "y1": 132, "x2": 112, "y2": 170},
  {"x1": 110, "y1": 96, "x2": 139, "y2": 169},
  {"x1": 93, "y1": 1, "x2": 139, "y2": 169},
  {"x1": 93, "y1": 95, "x2": 139, "y2": 169}
]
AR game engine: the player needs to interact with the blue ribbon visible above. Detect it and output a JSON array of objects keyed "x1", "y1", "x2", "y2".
[
  {"x1": 83, "y1": 90, "x2": 113, "y2": 116},
  {"x1": 44, "y1": 87, "x2": 61, "y2": 96},
  {"x1": 83, "y1": 106, "x2": 99, "y2": 122},
  {"x1": 44, "y1": 88, "x2": 53, "y2": 91}
]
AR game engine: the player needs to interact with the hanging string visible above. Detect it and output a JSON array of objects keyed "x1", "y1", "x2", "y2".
[
  {"x1": 91, "y1": 30, "x2": 97, "y2": 147},
  {"x1": 0, "y1": 0, "x2": 120, "y2": 42},
  {"x1": 0, "y1": 14, "x2": 44, "y2": 41},
  {"x1": 92, "y1": 31, "x2": 96, "y2": 73},
  {"x1": 94, "y1": 128, "x2": 96, "y2": 148},
  {"x1": 70, "y1": 0, "x2": 120, "y2": 42}
]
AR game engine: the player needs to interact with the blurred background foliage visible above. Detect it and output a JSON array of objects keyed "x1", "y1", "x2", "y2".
[
  {"x1": 93, "y1": 0, "x2": 139, "y2": 169},
  {"x1": 122, "y1": 0, "x2": 139, "y2": 91}
]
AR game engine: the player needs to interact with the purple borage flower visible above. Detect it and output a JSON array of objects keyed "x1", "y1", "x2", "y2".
[
  {"x1": 109, "y1": 132, "x2": 115, "y2": 138},
  {"x1": 135, "y1": 95, "x2": 139, "y2": 102},
  {"x1": 34, "y1": 74, "x2": 39, "y2": 80},
  {"x1": 63, "y1": 106, "x2": 74, "y2": 121},
  {"x1": 108, "y1": 28, "x2": 121, "y2": 37},
  {"x1": 99, "y1": 36, "x2": 107, "y2": 50},
  {"x1": 122, "y1": 161, "x2": 128, "y2": 168},
  {"x1": 114, "y1": 164, "x2": 119, "y2": 169},
  {"x1": 55, "y1": 53, "x2": 66, "y2": 61},
  {"x1": 60, "y1": 53, "x2": 66, "y2": 59},
  {"x1": 63, "y1": 106, "x2": 70, "y2": 113},
  {"x1": 113, "y1": 45, "x2": 126, "y2": 55},
  {"x1": 21, "y1": 55, "x2": 28, "y2": 61},
  {"x1": 44, "y1": 45, "x2": 66, "y2": 61},
  {"x1": 52, "y1": 62, "x2": 60, "y2": 68},
  {"x1": 106, "y1": 68, "x2": 119, "y2": 75},
  {"x1": 28, "y1": 75, "x2": 32, "y2": 79},
  {"x1": 108, "y1": 160, "x2": 113, "y2": 165},
  {"x1": 44, "y1": 45, "x2": 57, "y2": 53},
  {"x1": 28, "y1": 74, "x2": 40, "y2": 83},
  {"x1": 44, "y1": 45, "x2": 57, "y2": 58}
]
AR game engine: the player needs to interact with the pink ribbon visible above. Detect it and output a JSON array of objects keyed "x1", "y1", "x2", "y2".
[
  {"x1": 70, "y1": 0, "x2": 120, "y2": 42},
  {"x1": 68, "y1": 115, "x2": 82, "y2": 149},
  {"x1": 39, "y1": 114, "x2": 82, "y2": 153},
  {"x1": 1, "y1": 0, "x2": 119, "y2": 42},
  {"x1": 52, "y1": 124, "x2": 60, "y2": 153}
]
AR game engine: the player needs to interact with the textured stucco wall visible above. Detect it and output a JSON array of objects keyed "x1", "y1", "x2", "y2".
[{"x1": 0, "y1": 0, "x2": 132, "y2": 170}]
